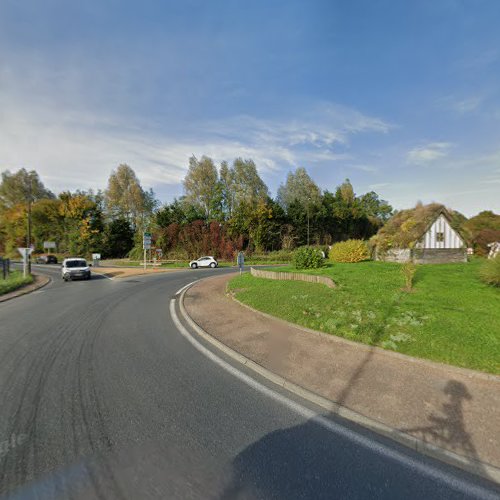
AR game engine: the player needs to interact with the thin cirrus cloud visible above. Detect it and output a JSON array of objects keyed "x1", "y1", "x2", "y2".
[
  {"x1": 406, "y1": 142, "x2": 454, "y2": 165},
  {"x1": 0, "y1": 87, "x2": 392, "y2": 196}
]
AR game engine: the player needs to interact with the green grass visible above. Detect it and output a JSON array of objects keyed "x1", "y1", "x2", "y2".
[
  {"x1": 0, "y1": 271, "x2": 34, "y2": 295},
  {"x1": 228, "y1": 260, "x2": 500, "y2": 374}
]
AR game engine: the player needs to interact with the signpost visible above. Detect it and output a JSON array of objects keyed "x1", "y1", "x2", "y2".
[
  {"x1": 43, "y1": 241, "x2": 56, "y2": 250},
  {"x1": 143, "y1": 232, "x2": 152, "y2": 270},
  {"x1": 92, "y1": 253, "x2": 101, "y2": 267},
  {"x1": 237, "y1": 251, "x2": 244, "y2": 275},
  {"x1": 18, "y1": 247, "x2": 33, "y2": 278}
]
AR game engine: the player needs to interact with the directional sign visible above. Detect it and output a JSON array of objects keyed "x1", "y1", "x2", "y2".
[
  {"x1": 143, "y1": 231, "x2": 152, "y2": 250},
  {"x1": 92, "y1": 253, "x2": 101, "y2": 260},
  {"x1": 43, "y1": 241, "x2": 56, "y2": 249}
]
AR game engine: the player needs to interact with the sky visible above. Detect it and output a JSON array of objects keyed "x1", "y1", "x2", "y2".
[{"x1": 1, "y1": 0, "x2": 499, "y2": 216}]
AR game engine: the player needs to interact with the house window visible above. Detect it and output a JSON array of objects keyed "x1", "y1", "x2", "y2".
[{"x1": 436, "y1": 232, "x2": 445, "y2": 243}]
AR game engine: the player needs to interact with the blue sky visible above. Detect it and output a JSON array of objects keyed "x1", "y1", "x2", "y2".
[{"x1": 1, "y1": 0, "x2": 499, "y2": 216}]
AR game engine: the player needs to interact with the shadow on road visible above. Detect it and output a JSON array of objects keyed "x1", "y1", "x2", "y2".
[
  {"x1": 399, "y1": 380, "x2": 488, "y2": 479},
  {"x1": 218, "y1": 413, "x2": 497, "y2": 500}
]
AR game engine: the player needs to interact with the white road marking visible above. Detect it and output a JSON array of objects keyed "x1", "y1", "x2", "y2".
[
  {"x1": 169, "y1": 298, "x2": 497, "y2": 499},
  {"x1": 92, "y1": 272, "x2": 114, "y2": 281},
  {"x1": 175, "y1": 281, "x2": 198, "y2": 296}
]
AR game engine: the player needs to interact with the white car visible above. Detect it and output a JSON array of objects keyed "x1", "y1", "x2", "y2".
[
  {"x1": 189, "y1": 256, "x2": 218, "y2": 269},
  {"x1": 61, "y1": 258, "x2": 91, "y2": 281}
]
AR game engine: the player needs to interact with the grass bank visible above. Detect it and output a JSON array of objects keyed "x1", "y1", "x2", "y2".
[
  {"x1": 0, "y1": 271, "x2": 34, "y2": 296},
  {"x1": 228, "y1": 260, "x2": 500, "y2": 374}
]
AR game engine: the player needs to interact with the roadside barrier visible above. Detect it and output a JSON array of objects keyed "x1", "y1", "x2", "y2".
[{"x1": 250, "y1": 267, "x2": 335, "y2": 288}]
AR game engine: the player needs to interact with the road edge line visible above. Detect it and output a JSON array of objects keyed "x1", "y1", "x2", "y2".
[{"x1": 178, "y1": 281, "x2": 500, "y2": 486}]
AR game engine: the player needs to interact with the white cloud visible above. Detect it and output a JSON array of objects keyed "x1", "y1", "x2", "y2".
[
  {"x1": 451, "y1": 97, "x2": 483, "y2": 114},
  {"x1": 0, "y1": 73, "x2": 391, "y2": 198},
  {"x1": 351, "y1": 164, "x2": 379, "y2": 173},
  {"x1": 407, "y1": 142, "x2": 453, "y2": 164}
]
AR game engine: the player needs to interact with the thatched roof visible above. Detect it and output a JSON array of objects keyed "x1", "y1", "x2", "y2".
[{"x1": 370, "y1": 203, "x2": 466, "y2": 251}]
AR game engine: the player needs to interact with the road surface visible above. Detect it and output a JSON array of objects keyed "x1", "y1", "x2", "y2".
[{"x1": 0, "y1": 265, "x2": 498, "y2": 499}]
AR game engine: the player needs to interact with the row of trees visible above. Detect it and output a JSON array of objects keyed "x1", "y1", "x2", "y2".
[
  {"x1": 155, "y1": 156, "x2": 393, "y2": 258},
  {"x1": 0, "y1": 159, "x2": 393, "y2": 260},
  {"x1": 2, "y1": 156, "x2": 497, "y2": 260},
  {"x1": 0, "y1": 165, "x2": 154, "y2": 258}
]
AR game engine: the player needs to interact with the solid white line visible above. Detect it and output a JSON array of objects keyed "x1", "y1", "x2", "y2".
[
  {"x1": 92, "y1": 272, "x2": 114, "y2": 281},
  {"x1": 175, "y1": 281, "x2": 198, "y2": 296},
  {"x1": 169, "y1": 298, "x2": 497, "y2": 498}
]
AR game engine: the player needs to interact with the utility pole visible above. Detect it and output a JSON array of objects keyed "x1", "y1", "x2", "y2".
[{"x1": 27, "y1": 176, "x2": 33, "y2": 274}]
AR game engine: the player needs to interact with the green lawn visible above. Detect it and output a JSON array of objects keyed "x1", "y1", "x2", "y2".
[
  {"x1": 228, "y1": 260, "x2": 500, "y2": 374},
  {"x1": 0, "y1": 271, "x2": 34, "y2": 296}
]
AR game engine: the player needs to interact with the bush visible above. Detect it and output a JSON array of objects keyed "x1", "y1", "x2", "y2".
[
  {"x1": 480, "y1": 255, "x2": 500, "y2": 287},
  {"x1": 401, "y1": 261, "x2": 417, "y2": 291},
  {"x1": 293, "y1": 246, "x2": 324, "y2": 269},
  {"x1": 246, "y1": 249, "x2": 295, "y2": 264},
  {"x1": 329, "y1": 239, "x2": 370, "y2": 263}
]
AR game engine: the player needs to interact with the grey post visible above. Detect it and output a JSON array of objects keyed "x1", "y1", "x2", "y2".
[{"x1": 237, "y1": 251, "x2": 244, "y2": 275}]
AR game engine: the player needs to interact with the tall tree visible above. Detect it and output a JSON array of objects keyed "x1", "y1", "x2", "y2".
[
  {"x1": 0, "y1": 168, "x2": 54, "y2": 211},
  {"x1": 232, "y1": 158, "x2": 269, "y2": 210},
  {"x1": 276, "y1": 167, "x2": 321, "y2": 211},
  {"x1": 183, "y1": 156, "x2": 221, "y2": 221},
  {"x1": 219, "y1": 160, "x2": 235, "y2": 219},
  {"x1": 359, "y1": 191, "x2": 393, "y2": 222},
  {"x1": 105, "y1": 164, "x2": 156, "y2": 230}
]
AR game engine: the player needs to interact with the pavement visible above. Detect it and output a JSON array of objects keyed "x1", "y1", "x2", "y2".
[
  {"x1": 183, "y1": 273, "x2": 500, "y2": 483},
  {"x1": 1, "y1": 264, "x2": 499, "y2": 499}
]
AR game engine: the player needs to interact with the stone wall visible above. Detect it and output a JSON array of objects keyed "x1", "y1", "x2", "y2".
[
  {"x1": 376, "y1": 248, "x2": 467, "y2": 264},
  {"x1": 250, "y1": 267, "x2": 335, "y2": 288},
  {"x1": 375, "y1": 248, "x2": 411, "y2": 263},
  {"x1": 412, "y1": 248, "x2": 467, "y2": 264}
]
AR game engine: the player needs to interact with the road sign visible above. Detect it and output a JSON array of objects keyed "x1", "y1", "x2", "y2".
[
  {"x1": 143, "y1": 231, "x2": 152, "y2": 250},
  {"x1": 92, "y1": 253, "x2": 101, "y2": 260},
  {"x1": 43, "y1": 241, "x2": 56, "y2": 249},
  {"x1": 17, "y1": 247, "x2": 34, "y2": 258}
]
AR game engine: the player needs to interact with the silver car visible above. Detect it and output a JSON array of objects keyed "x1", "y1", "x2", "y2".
[{"x1": 189, "y1": 256, "x2": 218, "y2": 269}]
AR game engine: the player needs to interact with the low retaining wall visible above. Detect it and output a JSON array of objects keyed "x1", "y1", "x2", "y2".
[
  {"x1": 376, "y1": 248, "x2": 467, "y2": 264},
  {"x1": 250, "y1": 267, "x2": 335, "y2": 288}
]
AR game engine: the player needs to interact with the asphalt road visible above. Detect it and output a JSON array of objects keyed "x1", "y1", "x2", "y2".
[{"x1": 0, "y1": 265, "x2": 499, "y2": 499}]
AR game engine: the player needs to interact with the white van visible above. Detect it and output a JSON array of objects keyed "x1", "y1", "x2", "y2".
[{"x1": 61, "y1": 258, "x2": 91, "y2": 281}]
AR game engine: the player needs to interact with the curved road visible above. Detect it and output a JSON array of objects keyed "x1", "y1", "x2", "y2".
[{"x1": 0, "y1": 266, "x2": 498, "y2": 499}]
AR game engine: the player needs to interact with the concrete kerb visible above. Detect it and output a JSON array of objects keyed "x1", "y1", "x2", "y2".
[
  {"x1": 179, "y1": 278, "x2": 500, "y2": 485},
  {"x1": 0, "y1": 273, "x2": 52, "y2": 303}
]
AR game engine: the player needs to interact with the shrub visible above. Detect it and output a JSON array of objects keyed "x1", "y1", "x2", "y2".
[
  {"x1": 401, "y1": 261, "x2": 417, "y2": 291},
  {"x1": 480, "y1": 255, "x2": 500, "y2": 287},
  {"x1": 329, "y1": 239, "x2": 370, "y2": 263},
  {"x1": 293, "y1": 246, "x2": 324, "y2": 269},
  {"x1": 246, "y1": 249, "x2": 295, "y2": 264}
]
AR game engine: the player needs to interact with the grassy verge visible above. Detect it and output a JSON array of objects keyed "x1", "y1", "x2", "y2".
[
  {"x1": 228, "y1": 260, "x2": 500, "y2": 374},
  {"x1": 0, "y1": 271, "x2": 34, "y2": 296}
]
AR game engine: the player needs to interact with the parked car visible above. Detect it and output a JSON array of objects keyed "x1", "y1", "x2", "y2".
[
  {"x1": 36, "y1": 254, "x2": 58, "y2": 264},
  {"x1": 189, "y1": 256, "x2": 218, "y2": 269},
  {"x1": 61, "y1": 258, "x2": 91, "y2": 281}
]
